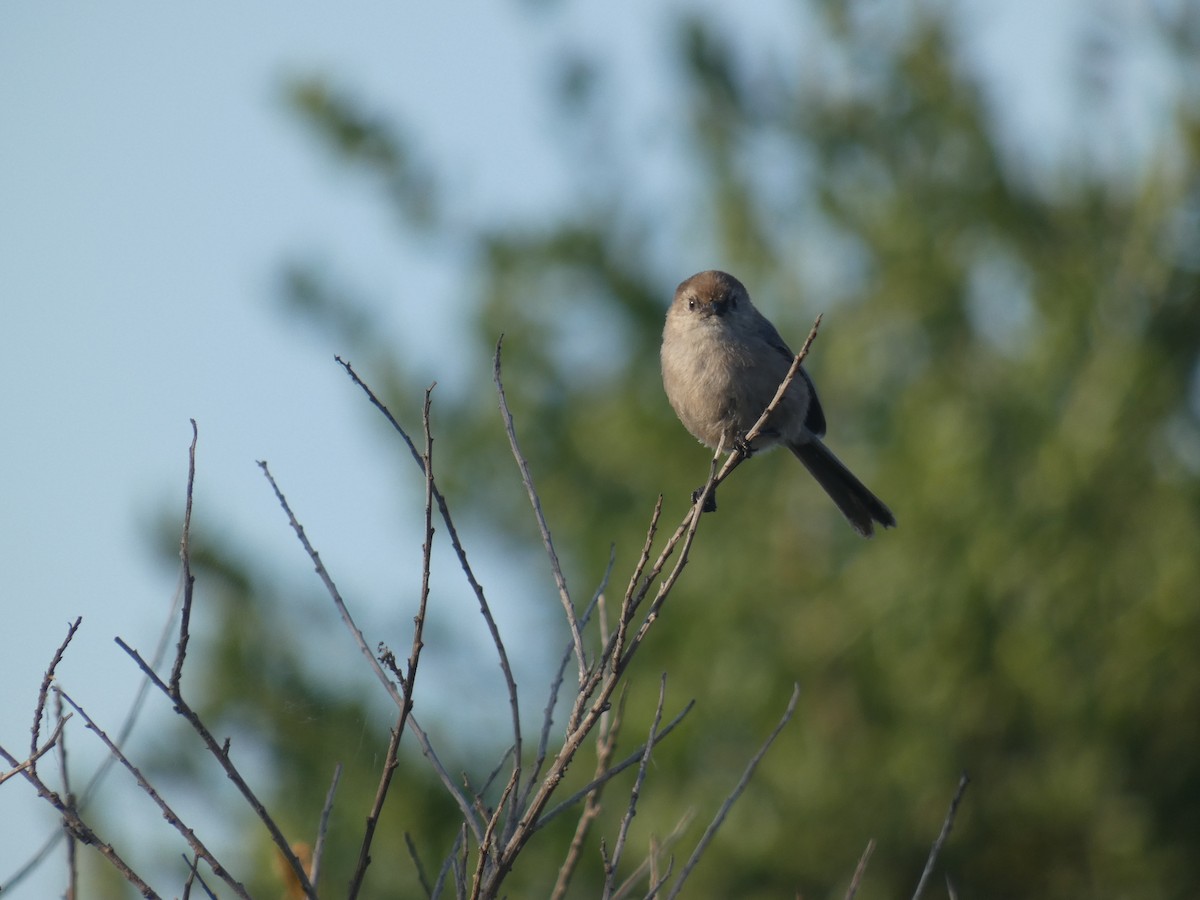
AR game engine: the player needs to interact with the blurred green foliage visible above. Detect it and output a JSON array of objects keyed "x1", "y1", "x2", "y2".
[{"x1": 148, "y1": 4, "x2": 1200, "y2": 898}]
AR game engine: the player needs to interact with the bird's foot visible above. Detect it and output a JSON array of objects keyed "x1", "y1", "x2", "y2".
[{"x1": 691, "y1": 484, "x2": 718, "y2": 513}]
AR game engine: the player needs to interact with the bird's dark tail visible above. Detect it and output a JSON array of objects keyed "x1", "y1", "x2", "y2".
[{"x1": 789, "y1": 439, "x2": 895, "y2": 538}]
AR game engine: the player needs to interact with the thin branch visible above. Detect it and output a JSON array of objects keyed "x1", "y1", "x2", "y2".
[
  {"x1": 470, "y1": 746, "x2": 515, "y2": 812},
  {"x1": 0, "y1": 716, "x2": 67, "y2": 787},
  {"x1": 31, "y1": 617, "x2": 82, "y2": 764},
  {"x1": 349, "y1": 723, "x2": 403, "y2": 897},
  {"x1": 549, "y1": 498, "x2": 667, "y2": 754},
  {"x1": 620, "y1": 496, "x2": 663, "y2": 622},
  {"x1": 431, "y1": 825, "x2": 466, "y2": 900},
  {"x1": 54, "y1": 692, "x2": 77, "y2": 900},
  {"x1": 566, "y1": 318, "x2": 825, "y2": 744},
  {"x1": 110, "y1": 433, "x2": 316, "y2": 897},
  {"x1": 666, "y1": 684, "x2": 801, "y2": 900},
  {"x1": 8, "y1": 422, "x2": 218, "y2": 893},
  {"x1": 548, "y1": 771, "x2": 603, "y2": 900},
  {"x1": 181, "y1": 852, "x2": 218, "y2": 900},
  {"x1": 550, "y1": 680, "x2": 626, "y2": 900},
  {"x1": 57, "y1": 689, "x2": 250, "y2": 899},
  {"x1": 169, "y1": 419, "x2": 199, "y2": 693},
  {"x1": 310, "y1": 763, "x2": 342, "y2": 892},
  {"x1": 645, "y1": 853, "x2": 675, "y2": 900},
  {"x1": 6, "y1": 498, "x2": 192, "y2": 891},
  {"x1": 469, "y1": 767, "x2": 519, "y2": 899},
  {"x1": 911, "y1": 772, "x2": 970, "y2": 900},
  {"x1": 0, "y1": 739, "x2": 158, "y2": 897},
  {"x1": 336, "y1": 357, "x2": 513, "y2": 702},
  {"x1": 486, "y1": 612, "x2": 688, "y2": 891},
  {"x1": 521, "y1": 551, "x2": 613, "y2": 840},
  {"x1": 560, "y1": 495, "x2": 682, "y2": 751},
  {"x1": 603, "y1": 674, "x2": 667, "y2": 899},
  {"x1": 335, "y1": 356, "x2": 513, "y2": 839},
  {"x1": 181, "y1": 854, "x2": 196, "y2": 900},
  {"x1": 404, "y1": 832, "x2": 434, "y2": 899},
  {"x1": 349, "y1": 385, "x2": 439, "y2": 899},
  {"x1": 844, "y1": 838, "x2": 876, "y2": 900},
  {"x1": 493, "y1": 336, "x2": 586, "y2": 684},
  {"x1": 612, "y1": 808, "x2": 694, "y2": 900},
  {"x1": 533, "y1": 700, "x2": 694, "y2": 833},
  {"x1": 257, "y1": 459, "x2": 481, "y2": 841},
  {"x1": 113, "y1": 638, "x2": 312, "y2": 898},
  {"x1": 615, "y1": 441, "x2": 724, "y2": 676},
  {"x1": 340, "y1": 327, "x2": 818, "y2": 898}
]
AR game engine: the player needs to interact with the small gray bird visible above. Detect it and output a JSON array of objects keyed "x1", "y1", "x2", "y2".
[{"x1": 660, "y1": 270, "x2": 895, "y2": 537}]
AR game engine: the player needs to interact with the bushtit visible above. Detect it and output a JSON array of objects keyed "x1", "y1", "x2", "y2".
[{"x1": 661, "y1": 270, "x2": 895, "y2": 537}]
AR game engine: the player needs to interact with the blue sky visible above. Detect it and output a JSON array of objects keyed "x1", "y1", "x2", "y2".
[{"x1": 0, "y1": 0, "x2": 1180, "y2": 894}]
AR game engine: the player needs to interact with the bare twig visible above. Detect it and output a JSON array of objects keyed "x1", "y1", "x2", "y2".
[
  {"x1": 169, "y1": 420, "x2": 199, "y2": 693},
  {"x1": 522, "y1": 552, "x2": 613, "y2": 843},
  {"x1": 540, "y1": 474, "x2": 711, "y2": 855},
  {"x1": 508, "y1": 323, "x2": 827, "y2": 886},
  {"x1": 54, "y1": 692, "x2": 77, "y2": 900},
  {"x1": 0, "y1": 716, "x2": 67, "y2": 787},
  {"x1": 646, "y1": 852, "x2": 674, "y2": 900},
  {"x1": 114, "y1": 638, "x2": 311, "y2": 898},
  {"x1": 616, "y1": 441, "x2": 722, "y2": 675},
  {"x1": 603, "y1": 674, "x2": 668, "y2": 899},
  {"x1": 257, "y1": 460, "x2": 481, "y2": 841},
  {"x1": 336, "y1": 358, "x2": 517, "y2": 726},
  {"x1": 57, "y1": 689, "x2": 250, "y2": 898},
  {"x1": 156, "y1": 425, "x2": 311, "y2": 892},
  {"x1": 0, "y1": 739, "x2": 158, "y2": 897},
  {"x1": 532, "y1": 700, "x2": 694, "y2": 833},
  {"x1": 349, "y1": 722, "x2": 404, "y2": 895},
  {"x1": 181, "y1": 852, "x2": 218, "y2": 900},
  {"x1": 469, "y1": 767, "x2": 519, "y2": 899},
  {"x1": 911, "y1": 772, "x2": 970, "y2": 900},
  {"x1": 335, "y1": 356, "x2": 508, "y2": 841},
  {"x1": 310, "y1": 763, "x2": 342, "y2": 892},
  {"x1": 666, "y1": 684, "x2": 801, "y2": 900},
  {"x1": 30, "y1": 617, "x2": 82, "y2": 764},
  {"x1": 181, "y1": 854, "x2": 196, "y2": 900},
  {"x1": 482, "y1": 448, "x2": 727, "y2": 894},
  {"x1": 612, "y1": 808, "x2": 694, "y2": 900},
  {"x1": 844, "y1": 838, "x2": 876, "y2": 900},
  {"x1": 335, "y1": 333, "x2": 820, "y2": 898},
  {"x1": 471, "y1": 746, "x2": 516, "y2": 810},
  {"x1": 431, "y1": 825, "x2": 466, "y2": 900},
  {"x1": 620, "y1": 496, "x2": 663, "y2": 621},
  {"x1": 349, "y1": 386, "x2": 439, "y2": 898},
  {"x1": 404, "y1": 832, "x2": 434, "y2": 898},
  {"x1": 550, "y1": 680, "x2": 626, "y2": 900},
  {"x1": 6, "y1": 555, "x2": 190, "y2": 890},
  {"x1": 494, "y1": 336, "x2": 586, "y2": 685},
  {"x1": 9, "y1": 425, "x2": 197, "y2": 889},
  {"x1": 10, "y1": 420, "x2": 236, "y2": 897}
]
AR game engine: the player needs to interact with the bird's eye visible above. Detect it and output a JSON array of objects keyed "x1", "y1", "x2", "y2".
[{"x1": 687, "y1": 298, "x2": 696, "y2": 311}]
